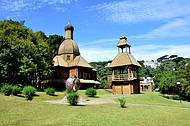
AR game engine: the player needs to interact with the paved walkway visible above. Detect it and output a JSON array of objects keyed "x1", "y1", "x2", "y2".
[
  {"x1": 46, "y1": 96, "x2": 190, "y2": 110},
  {"x1": 46, "y1": 96, "x2": 118, "y2": 105}
]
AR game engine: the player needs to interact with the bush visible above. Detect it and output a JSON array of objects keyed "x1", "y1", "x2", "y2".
[
  {"x1": 0, "y1": 84, "x2": 3, "y2": 92},
  {"x1": 85, "y1": 88, "x2": 97, "y2": 97},
  {"x1": 1, "y1": 84, "x2": 12, "y2": 96},
  {"x1": 118, "y1": 97, "x2": 126, "y2": 108},
  {"x1": 67, "y1": 92, "x2": 79, "y2": 106},
  {"x1": 45, "y1": 87, "x2": 55, "y2": 96},
  {"x1": 22, "y1": 86, "x2": 36, "y2": 100},
  {"x1": 12, "y1": 85, "x2": 22, "y2": 96}
]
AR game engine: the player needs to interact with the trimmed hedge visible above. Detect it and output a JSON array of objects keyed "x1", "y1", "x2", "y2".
[
  {"x1": 22, "y1": 86, "x2": 36, "y2": 100},
  {"x1": 1, "y1": 84, "x2": 12, "y2": 96},
  {"x1": 12, "y1": 85, "x2": 22, "y2": 96},
  {"x1": 85, "y1": 88, "x2": 97, "y2": 97},
  {"x1": 67, "y1": 92, "x2": 79, "y2": 106},
  {"x1": 45, "y1": 87, "x2": 55, "y2": 96}
]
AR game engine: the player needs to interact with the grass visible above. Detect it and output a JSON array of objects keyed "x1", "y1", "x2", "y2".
[{"x1": 0, "y1": 90, "x2": 190, "y2": 126}]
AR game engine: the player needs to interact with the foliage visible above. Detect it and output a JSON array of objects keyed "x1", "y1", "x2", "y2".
[
  {"x1": 0, "y1": 83, "x2": 3, "y2": 92},
  {"x1": 45, "y1": 87, "x2": 55, "y2": 96},
  {"x1": 66, "y1": 91, "x2": 79, "y2": 105},
  {"x1": 0, "y1": 20, "x2": 59, "y2": 86},
  {"x1": 179, "y1": 59, "x2": 190, "y2": 101},
  {"x1": 100, "y1": 79, "x2": 110, "y2": 89},
  {"x1": 1, "y1": 84, "x2": 12, "y2": 96},
  {"x1": 85, "y1": 88, "x2": 97, "y2": 97},
  {"x1": 90, "y1": 61, "x2": 112, "y2": 88},
  {"x1": 12, "y1": 85, "x2": 22, "y2": 96},
  {"x1": 47, "y1": 34, "x2": 63, "y2": 57},
  {"x1": 157, "y1": 71, "x2": 178, "y2": 94},
  {"x1": 139, "y1": 63, "x2": 156, "y2": 77},
  {"x1": 22, "y1": 86, "x2": 36, "y2": 100},
  {"x1": 153, "y1": 55, "x2": 190, "y2": 100},
  {"x1": 118, "y1": 97, "x2": 127, "y2": 108}
]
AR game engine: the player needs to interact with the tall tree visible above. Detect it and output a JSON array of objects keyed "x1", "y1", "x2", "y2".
[{"x1": 0, "y1": 20, "x2": 52, "y2": 86}]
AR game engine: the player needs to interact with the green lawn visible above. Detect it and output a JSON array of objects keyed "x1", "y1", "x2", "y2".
[{"x1": 0, "y1": 90, "x2": 190, "y2": 126}]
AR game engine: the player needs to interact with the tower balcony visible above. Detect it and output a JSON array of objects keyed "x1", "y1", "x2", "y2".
[{"x1": 108, "y1": 74, "x2": 137, "y2": 83}]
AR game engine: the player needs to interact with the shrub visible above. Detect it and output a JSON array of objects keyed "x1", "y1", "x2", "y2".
[
  {"x1": 0, "y1": 84, "x2": 3, "y2": 92},
  {"x1": 1, "y1": 84, "x2": 12, "y2": 96},
  {"x1": 85, "y1": 88, "x2": 97, "y2": 97},
  {"x1": 118, "y1": 97, "x2": 126, "y2": 108},
  {"x1": 12, "y1": 85, "x2": 22, "y2": 96},
  {"x1": 45, "y1": 87, "x2": 55, "y2": 96},
  {"x1": 67, "y1": 92, "x2": 79, "y2": 105},
  {"x1": 22, "y1": 86, "x2": 36, "y2": 101}
]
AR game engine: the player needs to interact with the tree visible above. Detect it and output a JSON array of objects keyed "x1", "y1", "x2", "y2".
[
  {"x1": 0, "y1": 20, "x2": 53, "y2": 86},
  {"x1": 154, "y1": 55, "x2": 190, "y2": 100},
  {"x1": 0, "y1": 20, "x2": 37, "y2": 84},
  {"x1": 47, "y1": 34, "x2": 64, "y2": 57},
  {"x1": 179, "y1": 59, "x2": 190, "y2": 101},
  {"x1": 157, "y1": 55, "x2": 169, "y2": 62},
  {"x1": 90, "y1": 61, "x2": 112, "y2": 88}
]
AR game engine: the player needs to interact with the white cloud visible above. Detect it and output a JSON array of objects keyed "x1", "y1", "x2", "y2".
[
  {"x1": 0, "y1": 0, "x2": 78, "y2": 13},
  {"x1": 79, "y1": 38, "x2": 118, "y2": 47},
  {"x1": 92, "y1": 0, "x2": 190, "y2": 24},
  {"x1": 133, "y1": 44, "x2": 190, "y2": 61},
  {"x1": 134, "y1": 17, "x2": 190, "y2": 39},
  {"x1": 80, "y1": 44, "x2": 190, "y2": 62},
  {"x1": 80, "y1": 47, "x2": 117, "y2": 62}
]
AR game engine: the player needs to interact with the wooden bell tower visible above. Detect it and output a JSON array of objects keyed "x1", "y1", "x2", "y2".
[{"x1": 107, "y1": 36, "x2": 141, "y2": 94}]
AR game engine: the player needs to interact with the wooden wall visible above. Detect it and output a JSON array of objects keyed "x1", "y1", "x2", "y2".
[{"x1": 112, "y1": 80, "x2": 140, "y2": 94}]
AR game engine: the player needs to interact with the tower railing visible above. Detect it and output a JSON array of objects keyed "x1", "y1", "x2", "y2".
[{"x1": 108, "y1": 74, "x2": 137, "y2": 83}]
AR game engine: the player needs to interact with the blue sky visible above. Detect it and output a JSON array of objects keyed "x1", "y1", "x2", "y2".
[{"x1": 1, "y1": 0, "x2": 190, "y2": 62}]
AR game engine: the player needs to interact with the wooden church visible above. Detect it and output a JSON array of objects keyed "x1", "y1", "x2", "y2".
[
  {"x1": 52, "y1": 23, "x2": 100, "y2": 89},
  {"x1": 107, "y1": 36, "x2": 141, "y2": 94}
]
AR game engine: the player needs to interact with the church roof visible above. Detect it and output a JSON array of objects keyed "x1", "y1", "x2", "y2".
[
  {"x1": 65, "y1": 23, "x2": 74, "y2": 31},
  {"x1": 53, "y1": 55, "x2": 93, "y2": 68},
  {"x1": 53, "y1": 55, "x2": 68, "y2": 67},
  {"x1": 58, "y1": 39, "x2": 80, "y2": 55},
  {"x1": 53, "y1": 23, "x2": 93, "y2": 69},
  {"x1": 69, "y1": 56, "x2": 93, "y2": 68},
  {"x1": 108, "y1": 52, "x2": 141, "y2": 68}
]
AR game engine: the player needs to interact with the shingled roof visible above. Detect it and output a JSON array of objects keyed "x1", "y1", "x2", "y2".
[
  {"x1": 58, "y1": 39, "x2": 80, "y2": 55},
  {"x1": 108, "y1": 52, "x2": 141, "y2": 68},
  {"x1": 53, "y1": 55, "x2": 93, "y2": 68},
  {"x1": 53, "y1": 55, "x2": 68, "y2": 67},
  {"x1": 69, "y1": 56, "x2": 93, "y2": 68}
]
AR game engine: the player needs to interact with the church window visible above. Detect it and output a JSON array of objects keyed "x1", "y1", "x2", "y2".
[{"x1": 67, "y1": 55, "x2": 70, "y2": 60}]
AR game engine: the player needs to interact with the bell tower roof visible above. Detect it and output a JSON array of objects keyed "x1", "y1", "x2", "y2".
[
  {"x1": 117, "y1": 36, "x2": 131, "y2": 48},
  {"x1": 108, "y1": 36, "x2": 141, "y2": 68}
]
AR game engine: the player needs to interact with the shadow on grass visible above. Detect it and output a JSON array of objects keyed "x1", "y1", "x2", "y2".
[
  {"x1": 162, "y1": 94, "x2": 182, "y2": 101},
  {"x1": 16, "y1": 94, "x2": 25, "y2": 98},
  {"x1": 68, "y1": 104, "x2": 86, "y2": 106},
  {"x1": 85, "y1": 95, "x2": 100, "y2": 98},
  {"x1": 139, "y1": 92, "x2": 145, "y2": 94},
  {"x1": 34, "y1": 94, "x2": 40, "y2": 97},
  {"x1": 46, "y1": 94, "x2": 58, "y2": 96},
  {"x1": 52, "y1": 94, "x2": 58, "y2": 96},
  {"x1": 104, "y1": 89, "x2": 113, "y2": 94}
]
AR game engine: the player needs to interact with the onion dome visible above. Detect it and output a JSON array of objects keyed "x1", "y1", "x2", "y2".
[{"x1": 58, "y1": 39, "x2": 80, "y2": 55}]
